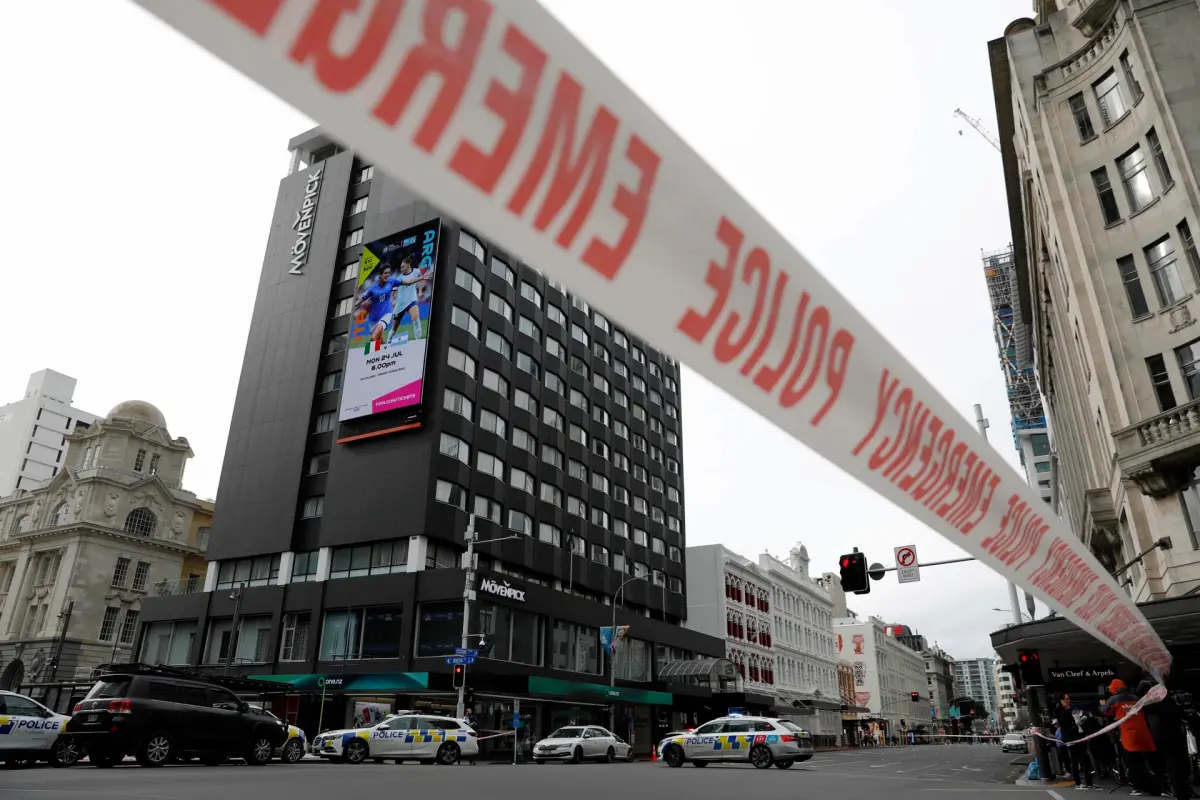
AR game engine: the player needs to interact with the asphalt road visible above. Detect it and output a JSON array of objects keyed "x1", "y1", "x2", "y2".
[{"x1": 2, "y1": 744, "x2": 1103, "y2": 800}]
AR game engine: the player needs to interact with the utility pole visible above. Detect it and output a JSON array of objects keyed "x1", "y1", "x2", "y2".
[
  {"x1": 47, "y1": 601, "x2": 73, "y2": 685},
  {"x1": 225, "y1": 582, "x2": 244, "y2": 676},
  {"x1": 975, "y1": 404, "x2": 1022, "y2": 627},
  {"x1": 457, "y1": 514, "x2": 476, "y2": 720},
  {"x1": 609, "y1": 576, "x2": 643, "y2": 733}
]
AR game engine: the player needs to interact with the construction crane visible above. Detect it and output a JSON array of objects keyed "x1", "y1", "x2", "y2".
[{"x1": 953, "y1": 108, "x2": 1001, "y2": 153}]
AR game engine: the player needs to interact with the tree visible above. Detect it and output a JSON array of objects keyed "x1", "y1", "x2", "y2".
[{"x1": 952, "y1": 697, "x2": 991, "y2": 722}]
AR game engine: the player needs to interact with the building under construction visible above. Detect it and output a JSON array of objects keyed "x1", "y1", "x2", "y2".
[{"x1": 982, "y1": 245, "x2": 1047, "y2": 456}]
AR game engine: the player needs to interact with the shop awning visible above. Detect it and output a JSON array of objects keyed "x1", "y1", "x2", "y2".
[
  {"x1": 527, "y1": 676, "x2": 673, "y2": 705},
  {"x1": 657, "y1": 658, "x2": 738, "y2": 681},
  {"x1": 249, "y1": 672, "x2": 429, "y2": 692}
]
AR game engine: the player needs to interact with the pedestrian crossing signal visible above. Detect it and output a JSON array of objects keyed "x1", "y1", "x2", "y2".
[{"x1": 911, "y1": 692, "x2": 920, "y2": 702}]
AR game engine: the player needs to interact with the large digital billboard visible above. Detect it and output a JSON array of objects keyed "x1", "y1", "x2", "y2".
[{"x1": 339, "y1": 219, "x2": 441, "y2": 422}]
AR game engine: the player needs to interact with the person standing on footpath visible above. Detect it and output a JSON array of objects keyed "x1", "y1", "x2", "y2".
[
  {"x1": 1107, "y1": 679, "x2": 1161, "y2": 796},
  {"x1": 1054, "y1": 694, "x2": 1097, "y2": 789},
  {"x1": 1141, "y1": 679, "x2": 1192, "y2": 800}
]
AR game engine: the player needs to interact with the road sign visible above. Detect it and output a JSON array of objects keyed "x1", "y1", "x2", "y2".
[
  {"x1": 895, "y1": 545, "x2": 920, "y2": 584},
  {"x1": 445, "y1": 655, "x2": 477, "y2": 666},
  {"x1": 868, "y1": 562, "x2": 886, "y2": 581},
  {"x1": 455, "y1": 648, "x2": 479, "y2": 657}
]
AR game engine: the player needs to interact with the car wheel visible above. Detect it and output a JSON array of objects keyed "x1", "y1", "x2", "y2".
[
  {"x1": 137, "y1": 731, "x2": 173, "y2": 767},
  {"x1": 246, "y1": 734, "x2": 275, "y2": 766},
  {"x1": 343, "y1": 739, "x2": 368, "y2": 765},
  {"x1": 436, "y1": 742, "x2": 461, "y2": 765},
  {"x1": 571, "y1": 746, "x2": 583, "y2": 764},
  {"x1": 662, "y1": 745, "x2": 685, "y2": 768},
  {"x1": 605, "y1": 747, "x2": 615, "y2": 763},
  {"x1": 774, "y1": 760, "x2": 794, "y2": 769},
  {"x1": 749, "y1": 744, "x2": 774, "y2": 770},
  {"x1": 282, "y1": 739, "x2": 305, "y2": 764},
  {"x1": 52, "y1": 738, "x2": 82, "y2": 767}
]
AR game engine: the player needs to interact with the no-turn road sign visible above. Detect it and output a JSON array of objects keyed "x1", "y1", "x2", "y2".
[{"x1": 895, "y1": 545, "x2": 920, "y2": 584}]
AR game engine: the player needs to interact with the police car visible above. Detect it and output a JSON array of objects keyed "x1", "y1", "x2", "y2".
[
  {"x1": 657, "y1": 715, "x2": 814, "y2": 769},
  {"x1": 310, "y1": 712, "x2": 479, "y2": 765},
  {"x1": 247, "y1": 705, "x2": 307, "y2": 763},
  {"x1": 1, "y1": 689, "x2": 78, "y2": 768}
]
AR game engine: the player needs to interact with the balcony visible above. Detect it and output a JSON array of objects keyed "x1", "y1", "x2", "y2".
[{"x1": 1114, "y1": 398, "x2": 1200, "y2": 496}]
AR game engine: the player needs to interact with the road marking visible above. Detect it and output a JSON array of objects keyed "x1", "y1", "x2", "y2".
[
  {"x1": 870, "y1": 762, "x2": 899, "y2": 768},
  {"x1": 1047, "y1": 791, "x2": 1066, "y2": 800}
]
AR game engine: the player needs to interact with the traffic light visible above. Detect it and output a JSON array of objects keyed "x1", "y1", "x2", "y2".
[
  {"x1": 910, "y1": 692, "x2": 920, "y2": 702},
  {"x1": 839, "y1": 551, "x2": 870, "y2": 594},
  {"x1": 1017, "y1": 650, "x2": 1041, "y2": 686},
  {"x1": 452, "y1": 664, "x2": 466, "y2": 688}
]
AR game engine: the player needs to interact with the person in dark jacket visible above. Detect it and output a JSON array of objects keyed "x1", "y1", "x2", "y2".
[
  {"x1": 1141, "y1": 680, "x2": 1192, "y2": 800},
  {"x1": 1082, "y1": 709, "x2": 1114, "y2": 781},
  {"x1": 1107, "y1": 679, "x2": 1160, "y2": 796},
  {"x1": 1054, "y1": 693, "x2": 1096, "y2": 788}
]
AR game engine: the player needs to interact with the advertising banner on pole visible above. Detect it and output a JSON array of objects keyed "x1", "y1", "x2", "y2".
[
  {"x1": 130, "y1": 0, "x2": 1171, "y2": 679},
  {"x1": 340, "y1": 218, "x2": 441, "y2": 421}
]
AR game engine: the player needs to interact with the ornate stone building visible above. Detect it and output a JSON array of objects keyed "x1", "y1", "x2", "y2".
[{"x1": 0, "y1": 401, "x2": 210, "y2": 694}]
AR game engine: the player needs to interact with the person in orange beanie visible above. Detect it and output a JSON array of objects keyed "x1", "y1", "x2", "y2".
[{"x1": 1106, "y1": 679, "x2": 1160, "y2": 796}]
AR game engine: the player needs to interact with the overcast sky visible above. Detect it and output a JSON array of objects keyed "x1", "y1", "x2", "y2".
[{"x1": 1, "y1": 0, "x2": 1037, "y2": 660}]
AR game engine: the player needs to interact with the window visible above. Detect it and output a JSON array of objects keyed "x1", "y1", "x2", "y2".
[
  {"x1": 112, "y1": 557, "x2": 130, "y2": 588},
  {"x1": 518, "y1": 316, "x2": 541, "y2": 340},
  {"x1": 633, "y1": 561, "x2": 649, "y2": 578},
  {"x1": 650, "y1": 445, "x2": 664, "y2": 463},
  {"x1": 668, "y1": 516, "x2": 681, "y2": 532},
  {"x1": 454, "y1": 267, "x2": 483, "y2": 299},
  {"x1": 1119, "y1": 146, "x2": 1154, "y2": 213},
  {"x1": 571, "y1": 294, "x2": 590, "y2": 314},
  {"x1": 482, "y1": 368, "x2": 508, "y2": 396},
  {"x1": 591, "y1": 543, "x2": 609, "y2": 564},
  {"x1": 633, "y1": 434, "x2": 647, "y2": 452},
  {"x1": 633, "y1": 528, "x2": 648, "y2": 546},
  {"x1": 542, "y1": 444, "x2": 564, "y2": 469},
  {"x1": 98, "y1": 607, "x2": 120, "y2": 642},
  {"x1": 508, "y1": 509, "x2": 533, "y2": 535},
  {"x1": 614, "y1": 520, "x2": 629, "y2": 538},
  {"x1": 567, "y1": 496, "x2": 586, "y2": 517},
  {"x1": 649, "y1": 389, "x2": 662, "y2": 406},
  {"x1": 612, "y1": 330, "x2": 627, "y2": 349},
  {"x1": 451, "y1": 306, "x2": 480, "y2": 338},
  {"x1": 633, "y1": 465, "x2": 647, "y2": 482},
  {"x1": 613, "y1": 452, "x2": 629, "y2": 471},
  {"x1": 1147, "y1": 355, "x2": 1176, "y2": 411},
  {"x1": 634, "y1": 497, "x2": 648, "y2": 515},
  {"x1": 443, "y1": 389, "x2": 473, "y2": 420},
  {"x1": 613, "y1": 360, "x2": 628, "y2": 378},
  {"x1": 278, "y1": 612, "x2": 310, "y2": 662},
  {"x1": 613, "y1": 485, "x2": 629, "y2": 504},
  {"x1": 292, "y1": 551, "x2": 319, "y2": 582},
  {"x1": 332, "y1": 296, "x2": 354, "y2": 317},
  {"x1": 613, "y1": 390, "x2": 627, "y2": 408},
  {"x1": 1093, "y1": 69, "x2": 1128, "y2": 127},
  {"x1": 540, "y1": 483, "x2": 563, "y2": 507},
  {"x1": 591, "y1": 474, "x2": 609, "y2": 494},
  {"x1": 569, "y1": 356, "x2": 588, "y2": 378},
  {"x1": 340, "y1": 261, "x2": 357, "y2": 283},
  {"x1": 357, "y1": 164, "x2": 374, "y2": 183},
  {"x1": 538, "y1": 523, "x2": 561, "y2": 547},
  {"x1": 439, "y1": 433, "x2": 470, "y2": 464},
  {"x1": 593, "y1": 343, "x2": 609, "y2": 364},
  {"x1": 459, "y1": 229, "x2": 486, "y2": 261},
  {"x1": 570, "y1": 324, "x2": 589, "y2": 346},
  {"x1": 594, "y1": 374, "x2": 609, "y2": 394},
  {"x1": 547, "y1": 305, "x2": 567, "y2": 327},
  {"x1": 326, "y1": 333, "x2": 347, "y2": 355},
  {"x1": 319, "y1": 605, "x2": 404, "y2": 660},
  {"x1": 544, "y1": 337, "x2": 566, "y2": 361},
  {"x1": 543, "y1": 407, "x2": 564, "y2": 432},
  {"x1": 343, "y1": 228, "x2": 364, "y2": 249},
  {"x1": 447, "y1": 346, "x2": 476, "y2": 378},
  {"x1": 319, "y1": 371, "x2": 342, "y2": 393},
  {"x1": 132, "y1": 561, "x2": 150, "y2": 591},
  {"x1": 308, "y1": 452, "x2": 331, "y2": 475},
  {"x1": 569, "y1": 389, "x2": 589, "y2": 412},
  {"x1": 435, "y1": 480, "x2": 468, "y2": 510},
  {"x1": 1117, "y1": 255, "x2": 1150, "y2": 318},
  {"x1": 491, "y1": 257, "x2": 514, "y2": 285},
  {"x1": 669, "y1": 576, "x2": 683, "y2": 594},
  {"x1": 1176, "y1": 338, "x2": 1200, "y2": 400},
  {"x1": 124, "y1": 507, "x2": 157, "y2": 537},
  {"x1": 513, "y1": 427, "x2": 536, "y2": 454},
  {"x1": 329, "y1": 541, "x2": 409, "y2": 579},
  {"x1": 473, "y1": 495, "x2": 501, "y2": 524},
  {"x1": 668, "y1": 545, "x2": 682, "y2": 561},
  {"x1": 611, "y1": 552, "x2": 626, "y2": 572},
  {"x1": 666, "y1": 403, "x2": 678, "y2": 420},
  {"x1": 551, "y1": 621, "x2": 599, "y2": 674},
  {"x1": 1068, "y1": 93, "x2": 1095, "y2": 141},
  {"x1": 593, "y1": 439, "x2": 609, "y2": 459},
  {"x1": 631, "y1": 346, "x2": 645, "y2": 364},
  {"x1": 632, "y1": 403, "x2": 646, "y2": 421},
  {"x1": 510, "y1": 467, "x2": 535, "y2": 494},
  {"x1": 520, "y1": 281, "x2": 542, "y2": 307},
  {"x1": 1145, "y1": 236, "x2": 1183, "y2": 307},
  {"x1": 668, "y1": 486, "x2": 680, "y2": 502},
  {"x1": 479, "y1": 409, "x2": 506, "y2": 438},
  {"x1": 140, "y1": 621, "x2": 197, "y2": 665},
  {"x1": 118, "y1": 610, "x2": 140, "y2": 645},
  {"x1": 487, "y1": 294, "x2": 513, "y2": 324},
  {"x1": 1120, "y1": 51, "x2": 1144, "y2": 103},
  {"x1": 667, "y1": 458, "x2": 679, "y2": 474},
  {"x1": 215, "y1": 555, "x2": 281, "y2": 589},
  {"x1": 590, "y1": 508, "x2": 609, "y2": 529},
  {"x1": 569, "y1": 424, "x2": 588, "y2": 446},
  {"x1": 650, "y1": 417, "x2": 663, "y2": 434},
  {"x1": 568, "y1": 459, "x2": 588, "y2": 481},
  {"x1": 1179, "y1": 219, "x2": 1200, "y2": 283},
  {"x1": 477, "y1": 452, "x2": 505, "y2": 480},
  {"x1": 545, "y1": 372, "x2": 565, "y2": 396},
  {"x1": 632, "y1": 376, "x2": 645, "y2": 393},
  {"x1": 485, "y1": 330, "x2": 512, "y2": 360},
  {"x1": 613, "y1": 420, "x2": 628, "y2": 439},
  {"x1": 301, "y1": 495, "x2": 324, "y2": 519},
  {"x1": 148, "y1": 453, "x2": 161, "y2": 476},
  {"x1": 1092, "y1": 167, "x2": 1122, "y2": 225},
  {"x1": 348, "y1": 196, "x2": 368, "y2": 216},
  {"x1": 516, "y1": 351, "x2": 540, "y2": 378},
  {"x1": 1147, "y1": 128, "x2": 1173, "y2": 188},
  {"x1": 652, "y1": 537, "x2": 666, "y2": 555},
  {"x1": 134, "y1": 449, "x2": 147, "y2": 471}
]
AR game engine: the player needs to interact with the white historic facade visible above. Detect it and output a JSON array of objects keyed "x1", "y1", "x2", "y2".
[
  {"x1": 0, "y1": 401, "x2": 210, "y2": 693},
  {"x1": 834, "y1": 615, "x2": 931, "y2": 734}
]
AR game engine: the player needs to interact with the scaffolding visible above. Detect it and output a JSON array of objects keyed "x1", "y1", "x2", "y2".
[{"x1": 982, "y1": 246, "x2": 1046, "y2": 454}]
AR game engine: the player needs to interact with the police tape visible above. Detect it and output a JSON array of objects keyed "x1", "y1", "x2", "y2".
[
  {"x1": 474, "y1": 729, "x2": 518, "y2": 742},
  {"x1": 128, "y1": 0, "x2": 1171, "y2": 679},
  {"x1": 1029, "y1": 685, "x2": 1168, "y2": 747}
]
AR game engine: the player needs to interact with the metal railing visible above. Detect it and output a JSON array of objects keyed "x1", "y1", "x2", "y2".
[{"x1": 152, "y1": 578, "x2": 202, "y2": 597}]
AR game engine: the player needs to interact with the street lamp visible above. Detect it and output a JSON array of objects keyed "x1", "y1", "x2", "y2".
[
  {"x1": 456, "y1": 515, "x2": 521, "y2": 719},
  {"x1": 991, "y1": 608, "x2": 1033, "y2": 623},
  {"x1": 224, "y1": 583, "x2": 244, "y2": 676},
  {"x1": 609, "y1": 575, "x2": 645, "y2": 732}
]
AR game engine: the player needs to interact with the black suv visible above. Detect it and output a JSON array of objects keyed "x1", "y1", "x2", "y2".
[{"x1": 62, "y1": 666, "x2": 289, "y2": 767}]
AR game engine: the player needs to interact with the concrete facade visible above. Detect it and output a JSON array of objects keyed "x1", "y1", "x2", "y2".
[
  {"x1": 991, "y1": 0, "x2": 1200, "y2": 601},
  {"x1": 834, "y1": 615, "x2": 931, "y2": 732},
  {"x1": 0, "y1": 400, "x2": 210, "y2": 690},
  {"x1": 0, "y1": 370, "x2": 97, "y2": 496},
  {"x1": 995, "y1": 660, "x2": 1019, "y2": 730},
  {"x1": 924, "y1": 645, "x2": 957, "y2": 722}
]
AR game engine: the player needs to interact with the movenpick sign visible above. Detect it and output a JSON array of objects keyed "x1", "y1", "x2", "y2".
[
  {"x1": 479, "y1": 577, "x2": 525, "y2": 603},
  {"x1": 129, "y1": 0, "x2": 1171, "y2": 680},
  {"x1": 288, "y1": 164, "x2": 323, "y2": 275}
]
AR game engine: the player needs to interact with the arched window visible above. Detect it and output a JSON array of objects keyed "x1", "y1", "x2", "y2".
[
  {"x1": 13, "y1": 515, "x2": 30, "y2": 534},
  {"x1": 52, "y1": 503, "x2": 70, "y2": 526},
  {"x1": 124, "y1": 507, "x2": 157, "y2": 537}
]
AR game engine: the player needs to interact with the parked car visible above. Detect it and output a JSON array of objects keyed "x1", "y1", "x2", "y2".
[
  {"x1": 1001, "y1": 732, "x2": 1027, "y2": 753},
  {"x1": 0, "y1": 689, "x2": 79, "y2": 768},
  {"x1": 61, "y1": 666, "x2": 289, "y2": 767},
  {"x1": 534, "y1": 726, "x2": 634, "y2": 763},
  {"x1": 247, "y1": 705, "x2": 307, "y2": 763},
  {"x1": 310, "y1": 712, "x2": 478, "y2": 765},
  {"x1": 658, "y1": 716, "x2": 815, "y2": 769},
  {"x1": 654, "y1": 730, "x2": 693, "y2": 759}
]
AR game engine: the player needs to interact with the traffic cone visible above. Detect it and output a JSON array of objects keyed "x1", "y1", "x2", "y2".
[{"x1": 651, "y1": 745, "x2": 658, "y2": 763}]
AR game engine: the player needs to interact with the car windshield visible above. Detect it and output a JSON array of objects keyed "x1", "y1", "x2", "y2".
[
  {"x1": 86, "y1": 677, "x2": 131, "y2": 700},
  {"x1": 549, "y1": 727, "x2": 585, "y2": 739},
  {"x1": 780, "y1": 721, "x2": 806, "y2": 735}
]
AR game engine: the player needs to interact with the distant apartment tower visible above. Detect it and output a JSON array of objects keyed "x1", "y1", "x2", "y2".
[
  {"x1": 0, "y1": 371, "x2": 97, "y2": 495},
  {"x1": 981, "y1": 246, "x2": 1052, "y2": 504},
  {"x1": 953, "y1": 657, "x2": 998, "y2": 717}
]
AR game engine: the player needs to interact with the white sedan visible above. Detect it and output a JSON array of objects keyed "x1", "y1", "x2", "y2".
[
  {"x1": 310, "y1": 713, "x2": 479, "y2": 765},
  {"x1": 534, "y1": 726, "x2": 633, "y2": 763}
]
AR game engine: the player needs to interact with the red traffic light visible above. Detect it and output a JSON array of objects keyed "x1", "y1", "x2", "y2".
[{"x1": 841, "y1": 557, "x2": 852, "y2": 568}]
